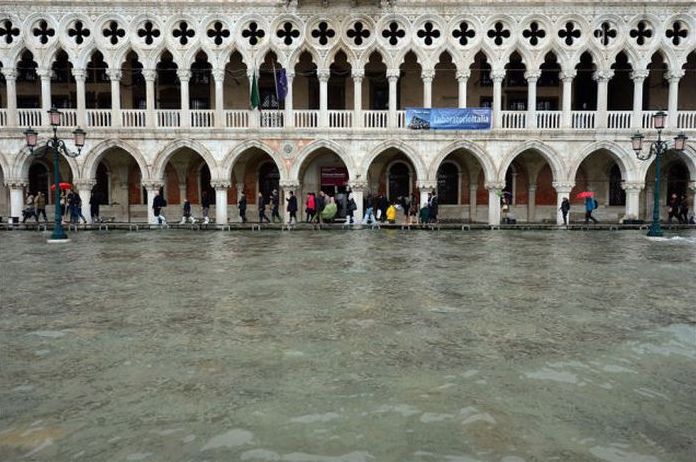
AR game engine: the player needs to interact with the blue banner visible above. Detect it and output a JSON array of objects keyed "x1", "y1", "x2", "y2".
[{"x1": 405, "y1": 108, "x2": 492, "y2": 130}]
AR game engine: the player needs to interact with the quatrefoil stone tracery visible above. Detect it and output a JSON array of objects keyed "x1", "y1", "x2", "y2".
[
  {"x1": 417, "y1": 22, "x2": 440, "y2": 46},
  {"x1": 347, "y1": 21, "x2": 370, "y2": 46},
  {"x1": 487, "y1": 22, "x2": 510, "y2": 46},
  {"x1": 103, "y1": 21, "x2": 125, "y2": 45},
  {"x1": 68, "y1": 20, "x2": 91, "y2": 45},
  {"x1": 138, "y1": 21, "x2": 160, "y2": 45},
  {"x1": 277, "y1": 22, "x2": 300, "y2": 46},
  {"x1": 522, "y1": 21, "x2": 545, "y2": 46},
  {"x1": 242, "y1": 22, "x2": 265, "y2": 46},
  {"x1": 33, "y1": 20, "x2": 55, "y2": 45},
  {"x1": 382, "y1": 21, "x2": 405, "y2": 46},
  {"x1": 666, "y1": 22, "x2": 688, "y2": 46},
  {"x1": 172, "y1": 21, "x2": 195, "y2": 45},
  {"x1": 558, "y1": 22, "x2": 581, "y2": 46},
  {"x1": 594, "y1": 21, "x2": 617, "y2": 47},
  {"x1": 452, "y1": 21, "x2": 475, "y2": 46},
  {"x1": 0, "y1": 20, "x2": 20, "y2": 44},
  {"x1": 311, "y1": 21, "x2": 335, "y2": 46},
  {"x1": 629, "y1": 21, "x2": 652, "y2": 46},
  {"x1": 207, "y1": 21, "x2": 230, "y2": 46}
]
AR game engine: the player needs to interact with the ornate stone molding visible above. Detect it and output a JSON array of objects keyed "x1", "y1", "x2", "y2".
[
  {"x1": 665, "y1": 69, "x2": 685, "y2": 82},
  {"x1": 552, "y1": 181, "x2": 575, "y2": 192},
  {"x1": 351, "y1": 69, "x2": 365, "y2": 80},
  {"x1": 4, "y1": 178, "x2": 27, "y2": 189},
  {"x1": 73, "y1": 179, "x2": 96, "y2": 190},
  {"x1": 485, "y1": 181, "x2": 505, "y2": 191},
  {"x1": 524, "y1": 70, "x2": 541, "y2": 81},
  {"x1": 490, "y1": 70, "x2": 506, "y2": 82},
  {"x1": 386, "y1": 68, "x2": 400, "y2": 80},
  {"x1": 421, "y1": 69, "x2": 436, "y2": 81},
  {"x1": 211, "y1": 69, "x2": 225, "y2": 82},
  {"x1": 560, "y1": 69, "x2": 577, "y2": 81},
  {"x1": 279, "y1": 180, "x2": 300, "y2": 191},
  {"x1": 105, "y1": 69, "x2": 122, "y2": 81},
  {"x1": 418, "y1": 181, "x2": 437, "y2": 190},
  {"x1": 593, "y1": 70, "x2": 614, "y2": 81},
  {"x1": 176, "y1": 70, "x2": 192, "y2": 82},
  {"x1": 630, "y1": 70, "x2": 650, "y2": 81},
  {"x1": 456, "y1": 70, "x2": 471, "y2": 81},
  {"x1": 142, "y1": 181, "x2": 163, "y2": 190},
  {"x1": 211, "y1": 181, "x2": 231, "y2": 189},
  {"x1": 1, "y1": 68, "x2": 18, "y2": 80},
  {"x1": 141, "y1": 69, "x2": 157, "y2": 81},
  {"x1": 36, "y1": 68, "x2": 52, "y2": 79},
  {"x1": 72, "y1": 68, "x2": 87, "y2": 81},
  {"x1": 621, "y1": 181, "x2": 644, "y2": 192},
  {"x1": 349, "y1": 180, "x2": 367, "y2": 192},
  {"x1": 316, "y1": 68, "x2": 331, "y2": 81}
]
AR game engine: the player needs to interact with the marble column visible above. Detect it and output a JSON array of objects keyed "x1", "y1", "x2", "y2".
[
  {"x1": 631, "y1": 70, "x2": 649, "y2": 129},
  {"x1": 486, "y1": 182, "x2": 504, "y2": 225},
  {"x1": 421, "y1": 69, "x2": 434, "y2": 108},
  {"x1": 689, "y1": 182, "x2": 696, "y2": 221},
  {"x1": 560, "y1": 69, "x2": 576, "y2": 129},
  {"x1": 525, "y1": 70, "x2": 540, "y2": 129},
  {"x1": 7, "y1": 179, "x2": 26, "y2": 222},
  {"x1": 469, "y1": 183, "x2": 478, "y2": 222},
  {"x1": 386, "y1": 68, "x2": 400, "y2": 129},
  {"x1": 212, "y1": 69, "x2": 225, "y2": 128},
  {"x1": 491, "y1": 70, "x2": 505, "y2": 129},
  {"x1": 349, "y1": 181, "x2": 366, "y2": 225},
  {"x1": 143, "y1": 70, "x2": 157, "y2": 128},
  {"x1": 2, "y1": 68, "x2": 17, "y2": 127},
  {"x1": 666, "y1": 70, "x2": 684, "y2": 129},
  {"x1": 178, "y1": 182, "x2": 187, "y2": 204},
  {"x1": 212, "y1": 182, "x2": 230, "y2": 225},
  {"x1": 177, "y1": 70, "x2": 191, "y2": 128},
  {"x1": 284, "y1": 71, "x2": 295, "y2": 128},
  {"x1": 318, "y1": 68, "x2": 330, "y2": 128},
  {"x1": 73, "y1": 68, "x2": 87, "y2": 127},
  {"x1": 236, "y1": 182, "x2": 245, "y2": 222},
  {"x1": 622, "y1": 181, "x2": 644, "y2": 220},
  {"x1": 106, "y1": 69, "x2": 122, "y2": 128},
  {"x1": 594, "y1": 70, "x2": 613, "y2": 129},
  {"x1": 75, "y1": 180, "x2": 95, "y2": 223},
  {"x1": 143, "y1": 182, "x2": 163, "y2": 224},
  {"x1": 38, "y1": 68, "x2": 52, "y2": 126},
  {"x1": 553, "y1": 182, "x2": 574, "y2": 225},
  {"x1": 457, "y1": 70, "x2": 470, "y2": 108},
  {"x1": 527, "y1": 184, "x2": 537, "y2": 222},
  {"x1": 352, "y1": 69, "x2": 364, "y2": 128}
]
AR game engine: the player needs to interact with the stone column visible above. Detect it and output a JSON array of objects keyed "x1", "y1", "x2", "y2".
[
  {"x1": 387, "y1": 68, "x2": 400, "y2": 129},
  {"x1": 285, "y1": 71, "x2": 295, "y2": 128},
  {"x1": 553, "y1": 182, "x2": 574, "y2": 226},
  {"x1": 236, "y1": 182, "x2": 245, "y2": 222},
  {"x1": 106, "y1": 69, "x2": 122, "y2": 128},
  {"x1": 247, "y1": 70, "x2": 259, "y2": 129},
  {"x1": 594, "y1": 70, "x2": 613, "y2": 129},
  {"x1": 469, "y1": 183, "x2": 478, "y2": 222},
  {"x1": 644, "y1": 184, "x2": 654, "y2": 219},
  {"x1": 212, "y1": 69, "x2": 225, "y2": 128},
  {"x1": 527, "y1": 184, "x2": 537, "y2": 222},
  {"x1": 631, "y1": 70, "x2": 649, "y2": 129},
  {"x1": 318, "y1": 68, "x2": 330, "y2": 128},
  {"x1": 486, "y1": 182, "x2": 505, "y2": 225},
  {"x1": 143, "y1": 182, "x2": 162, "y2": 224},
  {"x1": 178, "y1": 182, "x2": 187, "y2": 205},
  {"x1": 560, "y1": 69, "x2": 576, "y2": 129},
  {"x1": 37, "y1": 68, "x2": 52, "y2": 126},
  {"x1": 525, "y1": 70, "x2": 540, "y2": 129},
  {"x1": 143, "y1": 70, "x2": 157, "y2": 128},
  {"x1": 689, "y1": 182, "x2": 696, "y2": 220},
  {"x1": 2, "y1": 68, "x2": 18, "y2": 127},
  {"x1": 622, "y1": 181, "x2": 644, "y2": 220},
  {"x1": 73, "y1": 68, "x2": 87, "y2": 127},
  {"x1": 421, "y1": 69, "x2": 434, "y2": 108},
  {"x1": 212, "y1": 181, "x2": 230, "y2": 225},
  {"x1": 419, "y1": 182, "x2": 436, "y2": 208},
  {"x1": 7, "y1": 179, "x2": 26, "y2": 222},
  {"x1": 491, "y1": 70, "x2": 505, "y2": 129},
  {"x1": 666, "y1": 70, "x2": 684, "y2": 129},
  {"x1": 177, "y1": 70, "x2": 191, "y2": 128},
  {"x1": 457, "y1": 70, "x2": 470, "y2": 108},
  {"x1": 75, "y1": 180, "x2": 95, "y2": 223},
  {"x1": 279, "y1": 180, "x2": 300, "y2": 224},
  {"x1": 349, "y1": 181, "x2": 366, "y2": 225},
  {"x1": 352, "y1": 69, "x2": 364, "y2": 128}
]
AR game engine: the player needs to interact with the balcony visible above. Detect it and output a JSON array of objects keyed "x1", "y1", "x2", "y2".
[{"x1": 2, "y1": 109, "x2": 696, "y2": 131}]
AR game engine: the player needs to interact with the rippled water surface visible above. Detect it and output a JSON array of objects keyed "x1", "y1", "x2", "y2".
[{"x1": 1, "y1": 230, "x2": 696, "y2": 462}]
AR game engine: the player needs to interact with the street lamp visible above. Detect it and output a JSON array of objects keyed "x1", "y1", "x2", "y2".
[
  {"x1": 24, "y1": 107, "x2": 86, "y2": 242},
  {"x1": 631, "y1": 110, "x2": 688, "y2": 237}
]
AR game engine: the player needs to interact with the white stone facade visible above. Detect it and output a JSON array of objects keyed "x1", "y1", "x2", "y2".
[{"x1": 0, "y1": 0, "x2": 695, "y2": 224}]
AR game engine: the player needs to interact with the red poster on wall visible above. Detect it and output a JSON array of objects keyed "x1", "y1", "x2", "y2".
[{"x1": 321, "y1": 167, "x2": 348, "y2": 186}]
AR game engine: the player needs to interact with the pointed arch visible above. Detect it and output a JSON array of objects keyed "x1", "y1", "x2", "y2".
[
  {"x1": 287, "y1": 45, "x2": 322, "y2": 70},
  {"x1": 569, "y1": 140, "x2": 639, "y2": 183},
  {"x1": 81, "y1": 138, "x2": 149, "y2": 180},
  {"x1": 12, "y1": 141, "x2": 80, "y2": 181},
  {"x1": 362, "y1": 139, "x2": 427, "y2": 181},
  {"x1": 428, "y1": 140, "x2": 496, "y2": 184},
  {"x1": 325, "y1": 45, "x2": 358, "y2": 69},
  {"x1": 290, "y1": 139, "x2": 356, "y2": 181},
  {"x1": 638, "y1": 144, "x2": 696, "y2": 183},
  {"x1": 498, "y1": 141, "x2": 566, "y2": 183},
  {"x1": 222, "y1": 139, "x2": 286, "y2": 181},
  {"x1": 151, "y1": 139, "x2": 218, "y2": 180}
]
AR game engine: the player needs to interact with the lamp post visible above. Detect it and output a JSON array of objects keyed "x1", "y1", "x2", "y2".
[
  {"x1": 24, "y1": 107, "x2": 86, "y2": 243},
  {"x1": 631, "y1": 111, "x2": 688, "y2": 237}
]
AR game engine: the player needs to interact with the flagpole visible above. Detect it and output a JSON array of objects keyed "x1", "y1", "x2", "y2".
[{"x1": 272, "y1": 60, "x2": 280, "y2": 109}]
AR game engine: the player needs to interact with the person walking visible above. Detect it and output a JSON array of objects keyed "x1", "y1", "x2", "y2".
[
  {"x1": 584, "y1": 196, "x2": 598, "y2": 224},
  {"x1": 35, "y1": 191, "x2": 47, "y2": 223},
  {"x1": 678, "y1": 195, "x2": 689, "y2": 224},
  {"x1": 667, "y1": 193, "x2": 680, "y2": 224},
  {"x1": 180, "y1": 198, "x2": 195, "y2": 224},
  {"x1": 429, "y1": 193, "x2": 439, "y2": 223},
  {"x1": 560, "y1": 197, "x2": 570, "y2": 226},
  {"x1": 22, "y1": 194, "x2": 37, "y2": 223},
  {"x1": 75, "y1": 192, "x2": 88, "y2": 224},
  {"x1": 238, "y1": 192, "x2": 247, "y2": 223},
  {"x1": 271, "y1": 189, "x2": 281, "y2": 222},
  {"x1": 377, "y1": 193, "x2": 388, "y2": 222},
  {"x1": 386, "y1": 201, "x2": 397, "y2": 224},
  {"x1": 346, "y1": 191, "x2": 357, "y2": 224},
  {"x1": 286, "y1": 190, "x2": 298, "y2": 224},
  {"x1": 316, "y1": 191, "x2": 326, "y2": 223},
  {"x1": 201, "y1": 190, "x2": 211, "y2": 224},
  {"x1": 68, "y1": 190, "x2": 81, "y2": 224},
  {"x1": 89, "y1": 188, "x2": 102, "y2": 223},
  {"x1": 258, "y1": 192, "x2": 270, "y2": 223},
  {"x1": 363, "y1": 193, "x2": 375, "y2": 224},
  {"x1": 152, "y1": 190, "x2": 167, "y2": 224},
  {"x1": 305, "y1": 192, "x2": 316, "y2": 223}
]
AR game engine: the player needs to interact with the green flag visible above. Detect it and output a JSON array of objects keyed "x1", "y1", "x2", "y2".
[{"x1": 250, "y1": 70, "x2": 260, "y2": 110}]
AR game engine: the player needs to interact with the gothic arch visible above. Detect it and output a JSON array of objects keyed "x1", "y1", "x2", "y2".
[
  {"x1": 289, "y1": 139, "x2": 356, "y2": 181},
  {"x1": 222, "y1": 139, "x2": 286, "y2": 181},
  {"x1": 637, "y1": 144, "x2": 696, "y2": 183},
  {"x1": 13, "y1": 140, "x2": 80, "y2": 181},
  {"x1": 362, "y1": 139, "x2": 427, "y2": 182},
  {"x1": 81, "y1": 138, "x2": 150, "y2": 180},
  {"x1": 498, "y1": 140, "x2": 567, "y2": 183},
  {"x1": 569, "y1": 140, "x2": 639, "y2": 182},
  {"x1": 151, "y1": 139, "x2": 218, "y2": 180},
  {"x1": 428, "y1": 140, "x2": 497, "y2": 184}
]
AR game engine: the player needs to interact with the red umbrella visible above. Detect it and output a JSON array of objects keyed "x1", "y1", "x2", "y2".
[
  {"x1": 50, "y1": 182, "x2": 72, "y2": 191},
  {"x1": 576, "y1": 191, "x2": 594, "y2": 199}
]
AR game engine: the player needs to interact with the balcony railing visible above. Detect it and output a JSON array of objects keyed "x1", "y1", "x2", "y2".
[{"x1": 3, "y1": 109, "x2": 696, "y2": 131}]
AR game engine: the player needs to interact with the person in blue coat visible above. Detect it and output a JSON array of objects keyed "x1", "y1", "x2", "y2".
[{"x1": 585, "y1": 196, "x2": 598, "y2": 224}]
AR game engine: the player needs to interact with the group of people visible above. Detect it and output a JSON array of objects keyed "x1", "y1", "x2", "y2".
[
  {"x1": 177, "y1": 190, "x2": 212, "y2": 225},
  {"x1": 668, "y1": 193, "x2": 691, "y2": 224},
  {"x1": 21, "y1": 189, "x2": 101, "y2": 224},
  {"x1": 21, "y1": 192, "x2": 47, "y2": 223},
  {"x1": 236, "y1": 189, "x2": 282, "y2": 224},
  {"x1": 363, "y1": 192, "x2": 439, "y2": 225}
]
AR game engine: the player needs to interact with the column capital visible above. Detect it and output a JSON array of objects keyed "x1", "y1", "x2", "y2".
[
  {"x1": 386, "y1": 68, "x2": 400, "y2": 80},
  {"x1": 469, "y1": 183, "x2": 478, "y2": 191},
  {"x1": 211, "y1": 181, "x2": 231, "y2": 190},
  {"x1": 421, "y1": 69, "x2": 435, "y2": 81},
  {"x1": 560, "y1": 69, "x2": 577, "y2": 81},
  {"x1": 106, "y1": 69, "x2": 122, "y2": 81},
  {"x1": 142, "y1": 181, "x2": 163, "y2": 190},
  {"x1": 456, "y1": 70, "x2": 471, "y2": 81},
  {"x1": 621, "y1": 181, "x2": 644, "y2": 192},
  {"x1": 74, "y1": 179, "x2": 96, "y2": 190},
  {"x1": 418, "y1": 181, "x2": 437, "y2": 191},
  {"x1": 528, "y1": 184, "x2": 537, "y2": 192},
  {"x1": 593, "y1": 69, "x2": 614, "y2": 82},
  {"x1": 490, "y1": 70, "x2": 506, "y2": 82},
  {"x1": 4, "y1": 178, "x2": 27, "y2": 188},
  {"x1": 630, "y1": 69, "x2": 650, "y2": 81},
  {"x1": 1, "y1": 68, "x2": 17, "y2": 80},
  {"x1": 286, "y1": 71, "x2": 295, "y2": 81},
  {"x1": 351, "y1": 68, "x2": 365, "y2": 80},
  {"x1": 279, "y1": 180, "x2": 300, "y2": 191},
  {"x1": 142, "y1": 69, "x2": 157, "y2": 81},
  {"x1": 688, "y1": 181, "x2": 696, "y2": 193},
  {"x1": 349, "y1": 181, "x2": 368, "y2": 192},
  {"x1": 317, "y1": 68, "x2": 331, "y2": 82},
  {"x1": 177, "y1": 70, "x2": 192, "y2": 82},
  {"x1": 37, "y1": 67, "x2": 52, "y2": 79},
  {"x1": 72, "y1": 68, "x2": 87, "y2": 81},
  {"x1": 211, "y1": 69, "x2": 225, "y2": 82},
  {"x1": 485, "y1": 181, "x2": 505, "y2": 191},
  {"x1": 524, "y1": 70, "x2": 541, "y2": 81},
  {"x1": 665, "y1": 69, "x2": 685, "y2": 82},
  {"x1": 552, "y1": 181, "x2": 575, "y2": 193}
]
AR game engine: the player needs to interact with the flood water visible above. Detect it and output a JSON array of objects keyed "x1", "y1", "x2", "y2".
[{"x1": 1, "y1": 230, "x2": 695, "y2": 462}]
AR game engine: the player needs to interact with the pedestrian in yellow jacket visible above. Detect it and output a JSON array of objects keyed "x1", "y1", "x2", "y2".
[{"x1": 386, "y1": 203, "x2": 397, "y2": 224}]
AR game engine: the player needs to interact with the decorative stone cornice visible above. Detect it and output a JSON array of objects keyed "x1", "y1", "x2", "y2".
[
  {"x1": 211, "y1": 69, "x2": 225, "y2": 82},
  {"x1": 351, "y1": 69, "x2": 365, "y2": 80},
  {"x1": 386, "y1": 68, "x2": 400, "y2": 80},
  {"x1": 490, "y1": 70, "x2": 506, "y2": 82},
  {"x1": 4, "y1": 178, "x2": 27, "y2": 188},
  {"x1": 141, "y1": 70, "x2": 157, "y2": 81},
  {"x1": 279, "y1": 180, "x2": 300, "y2": 191},
  {"x1": 1, "y1": 68, "x2": 18, "y2": 80},
  {"x1": 621, "y1": 181, "x2": 644, "y2": 192},
  {"x1": 559, "y1": 69, "x2": 577, "y2": 81},
  {"x1": 456, "y1": 70, "x2": 471, "y2": 81},
  {"x1": 552, "y1": 181, "x2": 575, "y2": 192},
  {"x1": 316, "y1": 68, "x2": 331, "y2": 81},
  {"x1": 418, "y1": 181, "x2": 437, "y2": 190},
  {"x1": 349, "y1": 180, "x2": 367, "y2": 192},
  {"x1": 36, "y1": 68, "x2": 52, "y2": 79},
  {"x1": 142, "y1": 181, "x2": 163, "y2": 190},
  {"x1": 665, "y1": 70, "x2": 685, "y2": 81},
  {"x1": 177, "y1": 70, "x2": 192, "y2": 82},
  {"x1": 421, "y1": 69, "x2": 436, "y2": 81},
  {"x1": 73, "y1": 179, "x2": 96, "y2": 190}
]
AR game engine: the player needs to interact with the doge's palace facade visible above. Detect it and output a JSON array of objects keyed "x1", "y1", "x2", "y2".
[{"x1": 0, "y1": 0, "x2": 695, "y2": 225}]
